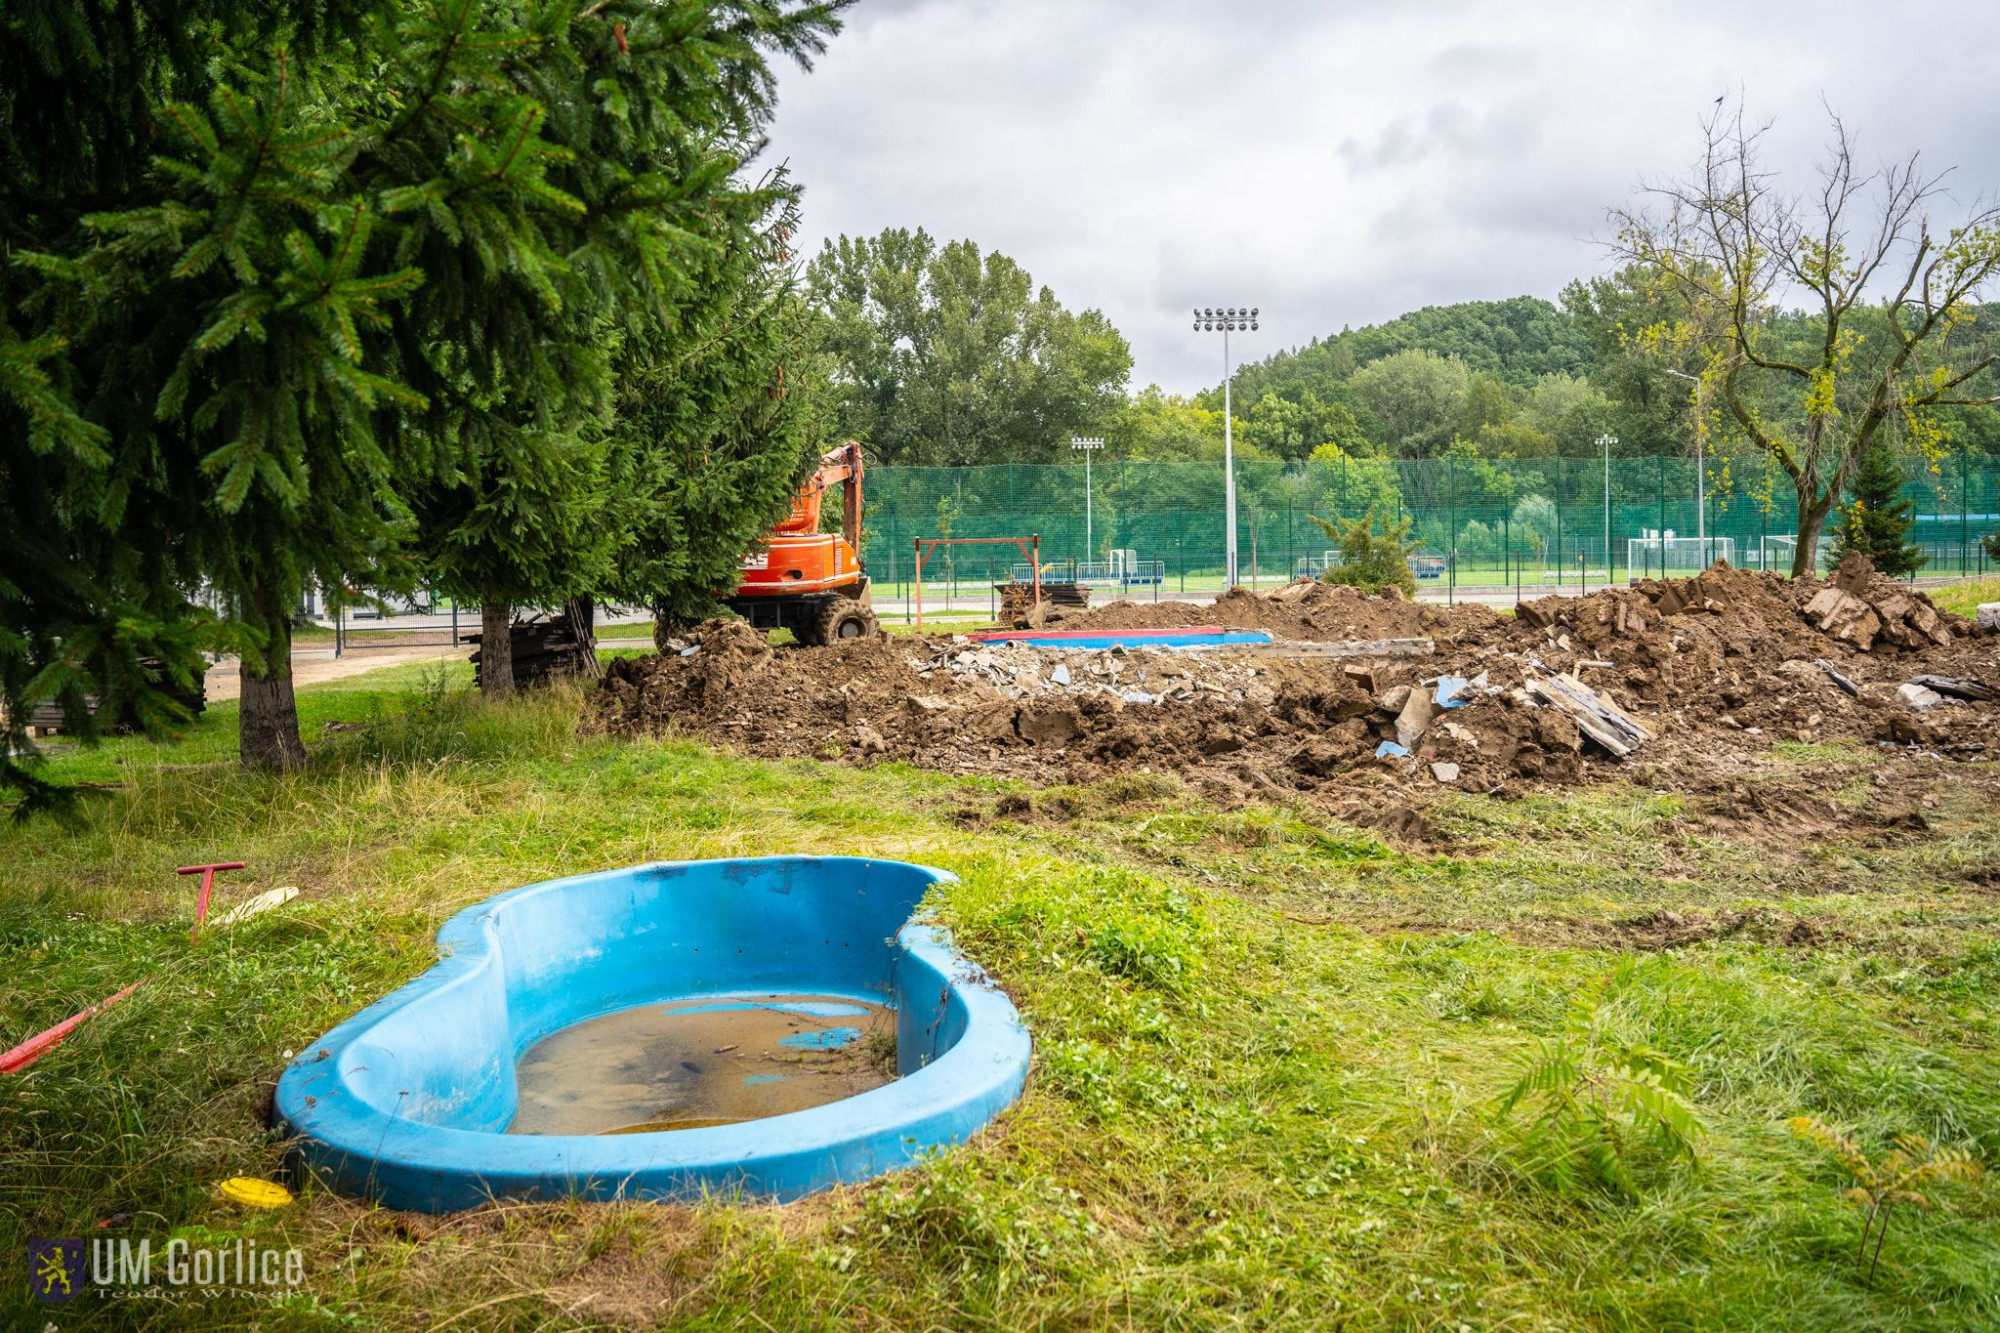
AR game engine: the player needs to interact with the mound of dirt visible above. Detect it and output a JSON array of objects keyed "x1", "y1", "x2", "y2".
[
  {"x1": 1047, "y1": 579, "x2": 1467, "y2": 644},
  {"x1": 593, "y1": 557, "x2": 1997, "y2": 812}
]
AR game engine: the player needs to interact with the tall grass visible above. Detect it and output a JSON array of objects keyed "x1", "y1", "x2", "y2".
[
  {"x1": 1, "y1": 663, "x2": 1997, "y2": 1329},
  {"x1": 1931, "y1": 575, "x2": 2000, "y2": 619}
]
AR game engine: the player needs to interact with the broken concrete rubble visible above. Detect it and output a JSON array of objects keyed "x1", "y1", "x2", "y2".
[
  {"x1": 1803, "y1": 586, "x2": 1882, "y2": 649},
  {"x1": 1394, "y1": 687, "x2": 1437, "y2": 751},
  {"x1": 595, "y1": 553, "x2": 1993, "y2": 806},
  {"x1": 1896, "y1": 683, "x2": 1945, "y2": 713},
  {"x1": 1523, "y1": 672, "x2": 1653, "y2": 757}
]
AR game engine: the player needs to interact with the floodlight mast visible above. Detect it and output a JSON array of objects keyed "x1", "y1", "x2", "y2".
[{"x1": 1194, "y1": 306, "x2": 1258, "y2": 586}]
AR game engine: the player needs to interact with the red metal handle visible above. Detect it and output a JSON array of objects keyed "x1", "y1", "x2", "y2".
[
  {"x1": 177, "y1": 863, "x2": 247, "y2": 941},
  {"x1": 0, "y1": 981, "x2": 145, "y2": 1074}
]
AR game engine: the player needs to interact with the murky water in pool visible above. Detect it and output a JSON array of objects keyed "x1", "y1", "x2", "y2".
[{"x1": 508, "y1": 993, "x2": 896, "y2": 1135}]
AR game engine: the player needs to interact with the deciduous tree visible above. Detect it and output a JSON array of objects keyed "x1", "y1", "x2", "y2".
[
  {"x1": 807, "y1": 228, "x2": 1131, "y2": 464},
  {"x1": 1348, "y1": 348, "x2": 1471, "y2": 458},
  {"x1": 1612, "y1": 102, "x2": 2000, "y2": 575}
]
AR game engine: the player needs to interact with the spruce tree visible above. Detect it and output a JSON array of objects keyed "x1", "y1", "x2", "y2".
[
  {"x1": 2, "y1": 0, "x2": 846, "y2": 778},
  {"x1": 603, "y1": 188, "x2": 828, "y2": 629},
  {"x1": 0, "y1": 1, "x2": 364, "y2": 800},
  {"x1": 1829, "y1": 440, "x2": 1925, "y2": 578}
]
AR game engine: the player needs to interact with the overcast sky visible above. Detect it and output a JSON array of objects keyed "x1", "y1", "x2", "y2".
[{"x1": 765, "y1": 0, "x2": 2000, "y2": 396}]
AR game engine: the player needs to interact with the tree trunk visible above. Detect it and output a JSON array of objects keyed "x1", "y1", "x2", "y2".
[
  {"x1": 239, "y1": 586, "x2": 306, "y2": 771},
  {"x1": 1792, "y1": 490, "x2": 1835, "y2": 578},
  {"x1": 481, "y1": 599, "x2": 514, "y2": 699}
]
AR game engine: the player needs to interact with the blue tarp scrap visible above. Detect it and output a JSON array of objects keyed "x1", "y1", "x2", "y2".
[{"x1": 1374, "y1": 741, "x2": 1409, "y2": 759}]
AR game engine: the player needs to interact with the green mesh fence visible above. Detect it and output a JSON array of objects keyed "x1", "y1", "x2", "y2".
[{"x1": 861, "y1": 455, "x2": 2000, "y2": 596}]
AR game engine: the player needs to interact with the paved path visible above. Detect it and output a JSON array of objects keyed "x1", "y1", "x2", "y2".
[{"x1": 203, "y1": 644, "x2": 473, "y2": 703}]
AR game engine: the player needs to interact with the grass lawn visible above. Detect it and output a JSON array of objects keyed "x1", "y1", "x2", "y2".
[
  {"x1": 1931, "y1": 576, "x2": 2000, "y2": 620},
  {"x1": 3, "y1": 664, "x2": 1998, "y2": 1329}
]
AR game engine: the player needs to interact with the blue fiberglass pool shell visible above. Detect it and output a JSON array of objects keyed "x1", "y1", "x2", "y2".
[{"x1": 274, "y1": 857, "x2": 1030, "y2": 1213}]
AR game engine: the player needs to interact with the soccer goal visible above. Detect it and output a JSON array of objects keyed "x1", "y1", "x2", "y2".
[{"x1": 1625, "y1": 531, "x2": 1736, "y2": 577}]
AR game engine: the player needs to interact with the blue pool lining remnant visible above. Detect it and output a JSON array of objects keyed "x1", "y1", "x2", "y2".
[
  {"x1": 976, "y1": 629, "x2": 1274, "y2": 651},
  {"x1": 274, "y1": 856, "x2": 1031, "y2": 1212}
]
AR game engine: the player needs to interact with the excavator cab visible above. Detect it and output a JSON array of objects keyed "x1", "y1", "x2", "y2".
[{"x1": 726, "y1": 441, "x2": 879, "y2": 646}]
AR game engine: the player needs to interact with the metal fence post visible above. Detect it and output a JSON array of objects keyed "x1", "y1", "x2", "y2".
[
  {"x1": 1447, "y1": 451, "x2": 1456, "y2": 607},
  {"x1": 1963, "y1": 442, "x2": 1972, "y2": 577},
  {"x1": 1555, "y1": 454, "x2": 1564, "y2": 591},
  {"x1": 1656, "y1": 452, "x2": 1666, "y2": 579}
]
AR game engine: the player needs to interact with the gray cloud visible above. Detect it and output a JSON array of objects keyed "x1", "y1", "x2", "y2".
[{"x1": 765, "y1": 0, "x2": 2000, "y2": 395}]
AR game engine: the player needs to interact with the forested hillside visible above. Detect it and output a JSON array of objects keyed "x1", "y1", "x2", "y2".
[
  {"x1": 811, "y1": 243, "x2": 2000, "y2": 474},
  {"x1": 1143, "y1": 286, "x2": 1686, "y2": 465},
  {"x1": 1216, "y1": 295, "x2": 1598, "y2": 402}
]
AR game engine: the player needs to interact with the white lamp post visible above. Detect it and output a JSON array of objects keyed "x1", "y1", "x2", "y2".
[
  {"x1": 1596, "y1": 433, "x2": 1617, "y2": 588},
  {"x1": 1070, "y1": 436, "x2": 1104, "y2": 560},
  {"x1": 1194, "y1": 305, "x2": 1258, "y2": 587}
]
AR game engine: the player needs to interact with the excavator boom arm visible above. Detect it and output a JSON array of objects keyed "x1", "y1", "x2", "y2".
[{"x1": 773, "y1": 442, "x2": 864, "y2": 548}]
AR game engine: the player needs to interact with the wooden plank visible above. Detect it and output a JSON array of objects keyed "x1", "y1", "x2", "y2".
[
  {"x1": 1910, "y1": 674, "x2": 1995, "y2": 702},
  {"x1": 1525, "y1": 671, "x2": 1652, "y2": 757}
]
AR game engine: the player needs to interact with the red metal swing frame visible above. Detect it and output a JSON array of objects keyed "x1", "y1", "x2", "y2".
[{"x1": 911, "y1": 536, "x2": 1041, "y2": 631}]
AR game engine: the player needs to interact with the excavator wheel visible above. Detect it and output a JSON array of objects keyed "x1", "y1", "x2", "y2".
[{"x1": 816, "y1": 599, "x2": 878, "y2": 646}]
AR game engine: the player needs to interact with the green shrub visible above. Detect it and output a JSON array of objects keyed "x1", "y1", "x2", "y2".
[{"x1": 1307, "y1": 503, "x2": 1419, "y2": 596}]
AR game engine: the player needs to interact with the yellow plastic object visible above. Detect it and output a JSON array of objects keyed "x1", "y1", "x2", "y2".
[{"x1": 219, "y1": 1177, "x2": 294, "y2": 1209}]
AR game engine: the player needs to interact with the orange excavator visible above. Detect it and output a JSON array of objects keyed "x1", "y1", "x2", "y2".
[{"x1": 725, "y1": 440, "x2": 879, "y2": 645}]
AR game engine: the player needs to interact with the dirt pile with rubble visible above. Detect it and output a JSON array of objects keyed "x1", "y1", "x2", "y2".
[
  {"x1": 594, "y1": 556, "x2": 1996, "y2": 807},
  {"x1": 1044, "y1": 581, "x2": 1455, "y2": 645}
]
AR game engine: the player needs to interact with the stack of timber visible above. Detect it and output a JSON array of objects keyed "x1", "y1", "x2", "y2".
[
  {"x1": 470, "y1": 612, "x2": 595, "y2": 690},
  {"x1": 997, "y1": 581, "x2": 1089, "y2": 623},
  {"x1": 13, "y1": 663, "x2": 207, "y2": 738}
]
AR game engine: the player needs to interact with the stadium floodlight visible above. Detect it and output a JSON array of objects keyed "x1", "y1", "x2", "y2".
[{"x1": 1194, "y1": 305, "x2": 1259, "y2": 586}]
